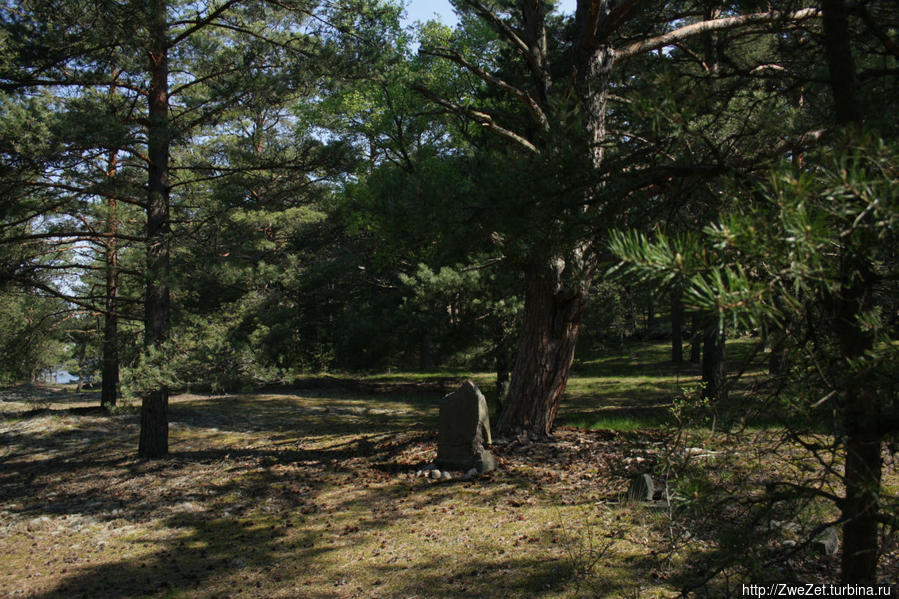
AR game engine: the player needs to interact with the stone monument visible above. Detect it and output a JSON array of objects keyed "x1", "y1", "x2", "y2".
[{"x1": 436, "y1": 380, "x2": 496, "y2": 473}]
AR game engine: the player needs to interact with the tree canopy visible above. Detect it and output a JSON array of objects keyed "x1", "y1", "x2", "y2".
[{"x1": 2, "y1": 0, "x2": 897, "y2": 586}]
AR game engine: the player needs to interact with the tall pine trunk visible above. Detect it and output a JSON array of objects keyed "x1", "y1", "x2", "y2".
[
  {"x1": 671, "y1": 284, "x2": 683, "y2": 363},
  {"x1": 820, "y1": 0, "x2": 881, "y2": 583},
  {"x1": 495, "y1": 1, "x2": 612, "y2": 438},
  {"x1": 701, "y1": 315, "x2": 726, "y2": 404},
  {"x1": 496, "y1": 258, "x2": 588, "y2": 438},
  {"x1": 835, "y1": 252, "x2": 879, "y2": 583},
  {"x1": 101, "y1": 149, "x2": 119, "y2": 409},
  {"x1": 689, "y1": 313, "x2": 702, "y2": 363},
  {"x1": 494, "y1": 320, "x2": 510, "y2": 405},
  {"x1": 139, "y1": 0, "x2": 170, "y2": 459}
]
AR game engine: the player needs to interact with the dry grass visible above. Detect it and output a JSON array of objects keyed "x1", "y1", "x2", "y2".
[{"x1": 1, "y1": 348, "x2": 896, "y2": 598}]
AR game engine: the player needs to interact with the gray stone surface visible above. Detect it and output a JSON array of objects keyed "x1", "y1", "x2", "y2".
[
  {"x1": 436, "y1": 381, "x2": 496, "y2": 473},
  {"x1": 813, "y1": 526, "x2": 839, "y2": 556},
  {"x1": 626, "y1": 473, "x2": 655, "y2": 502}
]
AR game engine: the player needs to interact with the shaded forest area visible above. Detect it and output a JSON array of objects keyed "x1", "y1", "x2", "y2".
[{"x1": 1, "y1": 0, "x2": 898, "y2": 595}]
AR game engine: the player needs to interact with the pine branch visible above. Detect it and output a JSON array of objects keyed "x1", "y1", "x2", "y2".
[
  {"x1": 459, "y1": 0, "x2": 543, "y2": 81},
  {"x1": 168, "y1": 0, "x2": 244, "y2": 47},
  {"x1": 855, "y1": 4, "x2": 899, "y2": 59},
  {"x1": 412, "y1": 84, "x2": 539, "y2": 154},
  {"x1": 420, "y1": 47, "x2": 550, "y2": 132},
  {"x1": 0, "y1": 231, "x2": 146, "y2": 245},
  {"x1": 615, "y1": 7, "x2": 820, "y2": 64}
]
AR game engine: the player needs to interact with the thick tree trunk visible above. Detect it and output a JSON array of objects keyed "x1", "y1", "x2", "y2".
[
  {"x1": 101, "y1": 150, "x2": 119, "y2": 409},
  {"x1": 701, "y1": 315, "x2": 726, "y2": 404},
  {"x1": 493, "y1": 2, "x2": 611, "y2": 438},
  {"x1": 496, "y1": 258, "x2": 588, "y2": 438},
  {"x1": 689, "y1": 313, "x2": 702, "y2": 363},
  {"x1": 671, "y1": 285, "x2": 683, "y2": 363},
  {"x1": 836, "y1": 253, "x2": 880, "y2": 583},
  {"x1": 139, "y1": 0, "x2": 170, "y2": 459},
  {"x1": 820, "y1": 0, "x2": 882, "y2": 584}
]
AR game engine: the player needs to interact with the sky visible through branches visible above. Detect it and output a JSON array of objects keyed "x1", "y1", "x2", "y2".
[{"x1": 403, "y1": 0, "x2": 578, "y2": 28}]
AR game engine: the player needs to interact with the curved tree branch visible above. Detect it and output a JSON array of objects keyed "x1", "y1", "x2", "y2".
[
  {"x1": 420, "y1": 46, "x2": 550, "y2": 132},
  {"x1": 412, "y1": 84, "x2": 538, "y2": 153},
  {"x1": 614, "y1": 7, "x2": 820, "y2": 64}
]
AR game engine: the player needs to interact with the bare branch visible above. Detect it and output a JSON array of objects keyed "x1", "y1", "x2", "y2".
[
  {"x1": 615, "y1": 8, "x2": 820, "y2": 64},
  {"x1": 459, "y1": 0, "x2": 544, "y2": 80},
  {"x1": 412, "y1": 84, "x2": 538, "y2": 154},
  {"x1": 169, "y1": 0, "x2": 243, "y2": 47},
  {"x1": 856, "y1": 5, "x2": 899, "y2": 59},
  {"x1": 420, "y1": 47, "x2": 550, "y2": 132}
]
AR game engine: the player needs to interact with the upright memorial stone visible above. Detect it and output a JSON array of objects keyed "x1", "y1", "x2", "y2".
[{"x1": 437, "y1": 381, "x2": 496, "y2": 473}]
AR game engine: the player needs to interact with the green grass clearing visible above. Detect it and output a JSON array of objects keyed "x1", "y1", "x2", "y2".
[{"x1": 1, "y1": 340, "x2": 896, "y2": 598}]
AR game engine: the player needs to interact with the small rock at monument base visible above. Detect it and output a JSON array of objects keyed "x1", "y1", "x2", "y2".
[
  {"x1": 813, "y1": 527, "x2": 839, "y2": 556},
  {"x1": 626, "y1": 473, "x2": 654, "y2": 502}
]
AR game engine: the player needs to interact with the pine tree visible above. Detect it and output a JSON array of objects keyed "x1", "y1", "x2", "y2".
[{"x1": 416, "y1": 0, "x2": 823, "y2": 438}]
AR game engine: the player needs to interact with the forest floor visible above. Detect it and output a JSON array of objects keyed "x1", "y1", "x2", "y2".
[{"x1": 1, "y1": 342, "x2": 897, "y2": 598}]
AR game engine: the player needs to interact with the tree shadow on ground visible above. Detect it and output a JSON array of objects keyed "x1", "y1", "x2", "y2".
[
  {"x1": 2, "y1": 421, "x2": 401, "y2": 597},
  {"x1": 2, "y1": 388, "x2": 675, "y2": 598},
  {"x1": 0, "y1": 384, "x2": 102, "y2": 420},
  {"x1": 28, "y1": 509, "x2": 335, "y2": 599},
  {"x1": 0, "y1": 409, "x2": 429, "y2": 527},
  {"x1": 3, "y1": 372, "x2": 760, "y2": 598}
]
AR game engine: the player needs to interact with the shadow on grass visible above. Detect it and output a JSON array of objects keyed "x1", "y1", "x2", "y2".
[
  {"x1": 4, "y1": 425, "x2": 421, "y2": 598},
  {"x1": 1, "y1": 342, "x2": 788, "y2": 598},
  {"x1": 561, "y1": 339, "x2": 776, "y2": 432},
  {"x1": 29, "y1": 510, "x2": 335, "y2": 599},
  {"x1": 3, "y1": 395, "x2": 669, "y2": 598},
  {"x1": 0, "y1": 396, "x2": 436, "y2": 525},
  {"x1": 0, "y1": 384, "x2": 104, "y2": 421}
]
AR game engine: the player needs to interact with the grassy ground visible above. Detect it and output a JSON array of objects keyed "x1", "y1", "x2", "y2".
[{"x1": 1, "y1": 341, "x2": 896, "y2": 598}]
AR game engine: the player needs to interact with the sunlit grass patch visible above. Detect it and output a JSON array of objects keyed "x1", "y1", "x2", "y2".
[
  {"x1": 564, "y1": 414, "x2": 670, "y2": 432},
  {"x1": 2, "y1": 338, "x2": 896, "y2": 597}
]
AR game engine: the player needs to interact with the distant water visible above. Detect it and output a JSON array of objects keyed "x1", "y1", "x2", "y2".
[{"x1": 42, "y1": 369, "x2": 79, "y2": 384}]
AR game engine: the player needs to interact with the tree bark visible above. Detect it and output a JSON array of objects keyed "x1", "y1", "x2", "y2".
[
  {"x1": 493, "y1": 1, "x2": 613, "y2": 438},
  {"x1": 624, "y1": 285, "x2": 637, "y2": 336},
  {"x1": 139, "y1": 0, "x2": 170, "y2": 459},
  {"x1": 419, "y1": 338, "x2": 433, "y2": 371},
  {"x1": 75, "y1": 340, "x2": 87, "y2": 394},
  {"x1": 496, "y1": 257, "x2": 588, "y2": 438},
  {"x1": 836, "y1": 252, "x2": 880, "y2": 584},
  {"x1": 822, "y1": 0, "x2": 862, "y2": 127},
  {"x1": 494, "y1": 319, "x2": 510, "y2": 404},
  {"x1": 819, "y1": 0, "x2": 881, "y2": 584},
  {"x1": 671, "y1": 284, "x2": 683, "y2": 363},
  {"x1": 767, "y1": 321, "x2": 789, "y2": 375},
  {"x1": 101, "y1": 149, "x2": 119, "y2": 409},
  {"x1": 689, "y1": 313, "x2": 702, "y2": 363},
  {"x1": 701, "y1": 315, "x2": 726, "y2": 404}
]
